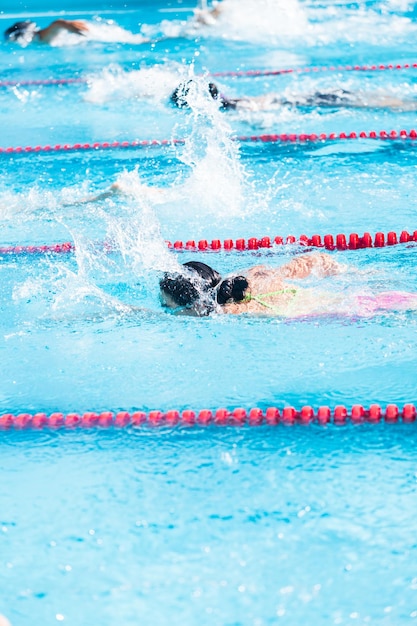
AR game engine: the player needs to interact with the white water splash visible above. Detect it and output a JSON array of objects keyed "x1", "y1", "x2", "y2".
[
  {"x1": 151, "y1": 0, "x2": 417, "y2": 47},
  {"x1": 0, "y1": 186, "x2": 58, "y2": 221},
  {"x1": 171, "y1": 76, "x2": 248, "y2": 217},
  {"x1": 84, "y1": 63, "x2": 185, "y2": 105}
]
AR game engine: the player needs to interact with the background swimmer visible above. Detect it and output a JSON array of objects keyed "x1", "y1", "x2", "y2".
[
  {"x1": 171, "y1": 80, "x2": 417, "y2": 112},
  {"x1": 4, "y1": 18, "x2": 154, "y2": 46},
  {"x1": 159, "y1": 253, "x2": 417, "y2": 318},
  {"x1": 4, "y1": 19, "x2": 89, "y2": 44}
]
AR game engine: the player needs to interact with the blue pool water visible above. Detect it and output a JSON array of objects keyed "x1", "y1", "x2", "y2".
[{"x1": 1, "y1": 0, "x2": 417, "y2": 624}]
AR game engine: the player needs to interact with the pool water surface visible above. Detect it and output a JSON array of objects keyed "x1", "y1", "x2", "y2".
[{"x1": 1, "y1": 1, "x2": 417, "y2": 624}]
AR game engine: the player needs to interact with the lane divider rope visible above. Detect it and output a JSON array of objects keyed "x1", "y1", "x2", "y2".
[
  {"x1": 0, "y1": 403, "x2": 416, "y2": 429},
  {"x1": 1, "y1": 229, "x2": 416, "y2": 257},
  {"x1": 1, "y1": 129, "x2": 417, "y2": 155},
  {"x1": 0, "y1": 77, "x2": 86, "y2": 88},
  {"x1": 167, "y1": 230, "x2": 417, "y2": 251},
  {"x1": 1, "y1": 62, "x2": 416, "y2": 88},
  {"x1": 209, "y1": 62, "x2": 417, "y2": 78}
]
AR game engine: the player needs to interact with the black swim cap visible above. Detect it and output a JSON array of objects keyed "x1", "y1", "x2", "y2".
[
  {"x1": 208, "y1": 83, "x2": 219, "y2": 100},
  {"x1": 170, "y1": 81, "x2": 221, "y2": 108},
  {"x1": 159, "y1": 261, "x2": 221, "y2": 314},
  {"x1": 4, "y1": 21, "x2": 37, "y2": 42},
  {"x1": 170, "y1": 80, "x2": 194, "y2": 108},
  {"x1": 183, "y1": 261, "x2": 221, "y2": 288}
]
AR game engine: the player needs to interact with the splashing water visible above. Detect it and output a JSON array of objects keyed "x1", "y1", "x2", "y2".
[
  {"x1": 148, "y1": 0, "x2": 417, "y2": 48},
  {"x1": 65, "y1": 169, "x2": 179, "y2": 285},
  {"x1": 0, "y1": 186, "x2": 58, "y2": 221},
  {"x1": 10, "y1": 168, "x2": 182, "y2": 320},
  {"x1": 144, "y1": 0, "x2": 309, "y2": 43},
  {"x1": 171, "y1": 76, "x2": 247, "y2": 217},
  {"x1": 204, "y1": 0, "x2": 309, "y2": 42},
  {"x1": 84, "y1": 63, "x2": 185, "y2": 105}
]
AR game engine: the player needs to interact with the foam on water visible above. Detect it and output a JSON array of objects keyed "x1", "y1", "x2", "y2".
[
  {"x1": 168, "y1": 74, "x2": 267, "y2": 218},
  {"x1": 199, "y1": 0, "x2": 309, "y2": 42},
  {"x1": 148, "y1": 0, "x2": 417, "y2": 48},
  {"x1": 84, "y1": 63, "x2": 185, "y2": 105},
  {"x1": 0, "y1": 187, "x2": 57, "y2": 221}
]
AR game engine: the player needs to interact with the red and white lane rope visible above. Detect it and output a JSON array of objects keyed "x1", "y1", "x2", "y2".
[
  {"x1": 0, "y1": 403, "x2": 416, "y2": 429},
  {"x1": 1, "y1": 129, "x2": 416, "y2": 155},
  {"x1": 1, "y1": 61, "x2": 416, "y2": 88},
  {"x1": 1, "y1": 229, "x2": 416, "y2": 257},
  {"x1": 167, "y1": 230, "x2": 417, "y2": 251}
]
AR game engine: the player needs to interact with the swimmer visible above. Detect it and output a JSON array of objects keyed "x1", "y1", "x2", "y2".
[
  {"x1": 4, "y1": 19, "x2": 89, "y2": 44},
  {"x1": 0, "y1": 615, "x2": 11, "y2": 626},
  {"x1": 159, "y1": 253, "x2": 417, "y2": 318},
  {"x1": 170, "y1": 80, "x2": 417, "y2": 112}
]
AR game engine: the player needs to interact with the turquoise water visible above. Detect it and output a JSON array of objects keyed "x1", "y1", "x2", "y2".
[{"x1": 1, "y1": 1, "x2": 417, "y2": 624}]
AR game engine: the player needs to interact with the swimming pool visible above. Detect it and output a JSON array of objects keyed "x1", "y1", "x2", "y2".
[{"x1": 1, "y1": 1, "x2": 417, "y2": 624}]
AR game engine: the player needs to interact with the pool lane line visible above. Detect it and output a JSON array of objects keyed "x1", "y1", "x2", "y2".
[
  {"x1": 1, "y1": 62, "x2": 416, "y2": 88},
  {"x1": 0, "y1": 404, "x2": 415, "y2": 429},
  {"x1": 167, "y1": 230, "x2": 417, "y2": 251},
  {"x1": 0, "y1": 138, "x2": 185, "y2": 153},
  {"x1": 209, "y1": 62, "x2": 417, "y2": 78},
  {"x1": 1, "y1": 230, "x2": 416, "y2": 257},
  {"x1": 0, "y1": 129, "x2": 417, "y2": 155},
  {"x1": 0, "y1": 78, "x2": 86, "y2": 88},
  {"x1": 1, "y1": 129, "x2": 416, "y2": 155}
]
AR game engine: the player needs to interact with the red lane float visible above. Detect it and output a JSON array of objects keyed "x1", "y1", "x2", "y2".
[
  {"x1": 0, "y1": 242, "x2": 75, "y2": 255},
  {"x1": 2, "y1": 62, "x2": 416, "y2": 88},
  {"x1": 2, "y1": 229, "x2": 416, "y2": 257},
  {"x1": 167, "y1": 229, "x2": 417, "y2": 251},
  {"x1": 1, "y1": 129, "x2": 417, "y2": 155},
  {"x1": 0, "y1": 404, "x2": 416, "y2": 430}
]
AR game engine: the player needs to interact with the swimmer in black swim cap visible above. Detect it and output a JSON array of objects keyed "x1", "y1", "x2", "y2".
[
  {"x1": 159, "y1": 254, "x2": 417, "y2": 318},
  {"x1": 170, "y1": 79, "x2": 417, "y2": 113},
  {"x1": 4, "y1": 19, "x2": 88, "y2": 44},
  {"x1": 170, "y1": 80, "x2": 238, "y2": 110}
]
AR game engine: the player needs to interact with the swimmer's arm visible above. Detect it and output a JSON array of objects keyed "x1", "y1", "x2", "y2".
[
  {"x1": 279, "y1": 253, "x2": 346, "y2": 279},
  {"x1": 64, "y1": 182, "x2": 168, "y2": 207},
  {"x1": 86, "y1": 183, "x2": 123, "y2": 202},
  {"x1": 62, "y1": 183, "x2": 123, "y2": 207},
  {"x1": 37, "y1": 19, "x2": 89, "y2": 43}
]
